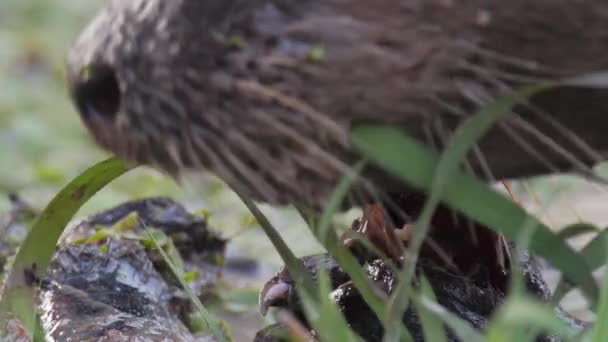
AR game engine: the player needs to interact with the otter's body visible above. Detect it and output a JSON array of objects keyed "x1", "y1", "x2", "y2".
[{"x1": 68, "y1": 0, "x2": 608, "y2": 208}]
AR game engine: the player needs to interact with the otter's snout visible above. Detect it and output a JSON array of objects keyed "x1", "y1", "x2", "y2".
[{"x1": 70, "y1": 63, "x2": 121, "y2": 123}]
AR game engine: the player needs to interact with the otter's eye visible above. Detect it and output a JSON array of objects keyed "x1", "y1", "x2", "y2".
[{"x1": 72, "y1": 63, "x2": 121, "y2": 121}]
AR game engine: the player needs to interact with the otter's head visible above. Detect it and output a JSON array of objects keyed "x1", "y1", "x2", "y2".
[
  {"x1": 67, "y1": 0, "x2": 258, "y2": 174},
  {"x1": 67, "y1": 0, "x2": 356, "y2": 207}
]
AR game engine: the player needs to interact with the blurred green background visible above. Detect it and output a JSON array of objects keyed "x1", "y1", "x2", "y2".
[{"x1": 0, "y1": 0, "x2": 328, "y2": 270}]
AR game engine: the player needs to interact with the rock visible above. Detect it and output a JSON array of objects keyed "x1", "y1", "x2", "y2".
[
  {"x1": 257, "y1": 252, "x2": 587, "y2": 342},
  {"x1": 36, "y1": 197, "x2": 227, "y2": 341}
]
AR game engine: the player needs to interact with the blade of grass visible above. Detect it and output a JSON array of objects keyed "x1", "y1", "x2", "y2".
[
  {"x1": 309, "y1": 160, "x2": 383, "y2": 308},
  {"x1": 415, "y1": 294, "x2": 484, "y2": 342},
  {"x1": 236, "y1": 194, "x2": 317, "y2": 302},
  {"x1": 312, "y1": 228, "x2": 416, "y2": 341},
  {"x1": 238, "y1": 195, "x2": 361, "y2": 339},
  {"x1": 301, "y1": 160, "x2": 387, "y2": 317},
  {"x1": 380, "y1": 84, "x2": 557, "y2": 340},
  {"x1": 304, "y1": 267, "x2": 359, "y2": 342},
  {"x1": 576, "y1": 229, "x2": 608, "y2": 270},
  {"x1": 351, "y1": 125, "x2": 599, "y2": 306},
  {"x1": 557, "y1": 223, "x2": 600, "y2": 241},
  {"x1": 415, "y1": 276, "x2": 448, "y2": 342},
  {"x1": 305, "y1": 162, "x2": 413, "y2": 341},
  {"x1": 553, "y1": 228, "x2": 607, "y2": 304},
  {"x1": 242, "y1": 188, "x2": 400, "y2": 340},
  {"x1": 315, "y1": 160, "x2": 366, "y2": 244},
  {"x1": 304, "y1": 160, "x2": 394, "y2": 316},
  {"x1": 0, "y1": 157, "x2": 131, "y2": 336},
  {"x1": 143, "y1": 226, "x2": 229, "y2": 341},
  {"x1": 486, "y1": 295, "x2": 575, "y2": 341}
]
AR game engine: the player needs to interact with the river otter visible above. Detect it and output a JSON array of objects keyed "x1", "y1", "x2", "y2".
[
  {"x1": 65, "y1": 3, "x2": 607, "y2": 338},
  {"x1": 66, "y1": 0, "x2": 608, "y2": 209}
]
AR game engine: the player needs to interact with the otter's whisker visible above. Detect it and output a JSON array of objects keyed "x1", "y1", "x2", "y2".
[
  {"x1": 228, "y1": 130, "x2": 306, "y2": 199},
  {"x1": 133, "y1": 83, "x2": 189, "y2": 120},
  {"x1": 499, "y1": 122, "x2": 560, "y2": 173},
  {"x1": 189, "y1": 129, "x2": 248, "y2": 193},
  {"x1": 508, "y1": 117, "x2": 595, "y2": 173},
  {"x1": 524, "y1": 103, "x2": 606, "y2": 164},
  {"x1": 218, "y1": 141, "x2": 279, "y2": 202},
  {"x1": 471, "y1": 145, "x2": 496, "y2": 182},
  {"x1": 470, "y1": 70, "x2": 601, "y2": 175},
  {"x1": 166, "y1": 139, "x2": 186, "y2": 171},
  {"x1": 235, "y1": 80, "x2": 349, "y2": 147},
  {"x1": 458, "y1": 41, "x2": 562, "y2": 75},
  {"x1": 459, "y1": 60, "x2": 551, "y2": 84},
  {"x1": 250, "y1": 108, "x2": 354, "y2": 179},
  {"x1": 431, "y1": 115, "x2": 483, "y2": 244}
]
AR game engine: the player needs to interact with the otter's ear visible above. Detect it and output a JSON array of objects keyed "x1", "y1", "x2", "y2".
[{"x1": 70, "y1": 63, "x2": 121, "y2": 123}]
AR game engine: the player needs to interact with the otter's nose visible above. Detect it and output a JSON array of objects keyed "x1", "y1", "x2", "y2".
[{"x1": 71, "y1": 63, "x2": 121, "y2": 122}]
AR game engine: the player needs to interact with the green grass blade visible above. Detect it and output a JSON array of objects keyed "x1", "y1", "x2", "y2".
[
  {"x1": 553, "y1": 228, "x2": 607, "y2": 304},
  {"x1": 586, "y1": 233, "x2": 608, "y2": 342},
  {"x1": 415, "y1": 294, "x2": 484, "y2": 342},
  {"x1": 309, "y1": 268, "x2": 360, "y2": 342},
  {"x1": 351, "y1": 125, "x2": 599, "y2": 305},
  {"x1": 143, "y1": 227, "x2": 230, "y2": 341},
  {"x1": 576, "y1": 229, "x2": 608, "y2": 270},
  {"x1": 557, "y1": 223, "x2": 600, "y2": 241},
  {"x1": 315, "y1": 160, "x2": 366, "y2": 244},
  {"x1": 379, "y1": 84, "x2": 558, "y2": 340},
  {"x1": 414, "y1": 276, "x2": 448, "y2": 342},
  {"x1": 308, "y1": 160, "x2": 390, "y2": 316},
  {"x1": 0, "y1": 157, "x2": 131, "y2": 336},
  {"x1": 239, "y1": 195, "x2": 360, "y2": 340},
  {"x1": 307, "y1": 165, "x2": 413, "y2": 341},
  {"x1": 487, "y1": 295, "x2": 574, "y2": 340},
  {"x1": 237, "y1": 195, "x2": 317, "y2": 300},
  {"x1": 314, "y1": 229, "x2": 414, "y2": 341}
]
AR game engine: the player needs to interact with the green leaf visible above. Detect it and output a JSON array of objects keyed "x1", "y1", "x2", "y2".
[
  {"x1": 72, "y1": 227, "x2": 111, "y2": 245},
  {"x1": 139, "y1": 228, "x2": 170, "y2": 249},
  {"x1": 315, "y1": 160, "x2": 366, "y2": 245},
  {"x1": 227, "y1": 35, "x2": 245, "y2": 49},
  {"x1": 553, "y1": 228, "x2": 607, "y2": 304},
  {"x1": 0, "y1": 157, "x2": 131, "y2": 336},
  {"x1": 415, "y1": 294, "x2": 484, "y2": 342},
  {"x1": 557, "y1": 223, "x2": 599, "y2": 241},
  {"x1": 144, "y1": 227, "x2": 230, "y2": 342},
  {"x1": 143, "y1": 228, "x2": 187, "y2": 277},
  {"x1": 312, "y1": 268, "x2": 359, "y2": 342},
  {"x1": 303, "y1": 161, "x2": 412, "y2": 341},
  {"x1": 237, "y1": 195, "x2": 317, "y2": 301},
  {"x1": 183, "y1": 271, "x2": 200, "y2": 283},
  {"x1": 198, "y1": 208, "x2": 211, "y2": 221},
  {"x1": 487, "y1": 295, "x2": 574, "y2": 340},
  {"x1": 164, "y1": 239, "x2": 186, "y2": 276},
  {"x1": 578, "y1": 229, "x2": 608, "y2": 271},
  {"x1": 350, "y1": 125, "x2": 599, "y2": 306},
  {"x1": 381, "y1": 84, "x2": 552, "y2": 340},
  {"x1": 110, "y1": 211, "x2": 139, "y2": 233},
  {"x1": 98, "y1": 243, "x2": 109, "y2": 254},
  {"x1": 239, "y1": 186, "x2": 388, "y2": 340},
  {"x1": 415, "y1": 276, "x2": 448, "y2": 342},
  {"x1": 307, "y1": 46, "x2": 325, "y2": 62},
  {"x1": 292, "y1": 266, "x2": 359, "y2": 342}
]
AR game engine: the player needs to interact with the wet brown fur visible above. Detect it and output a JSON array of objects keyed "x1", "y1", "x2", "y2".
[{"x1": 67, "y1": 0, "x2": 608, "y2": 209}]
